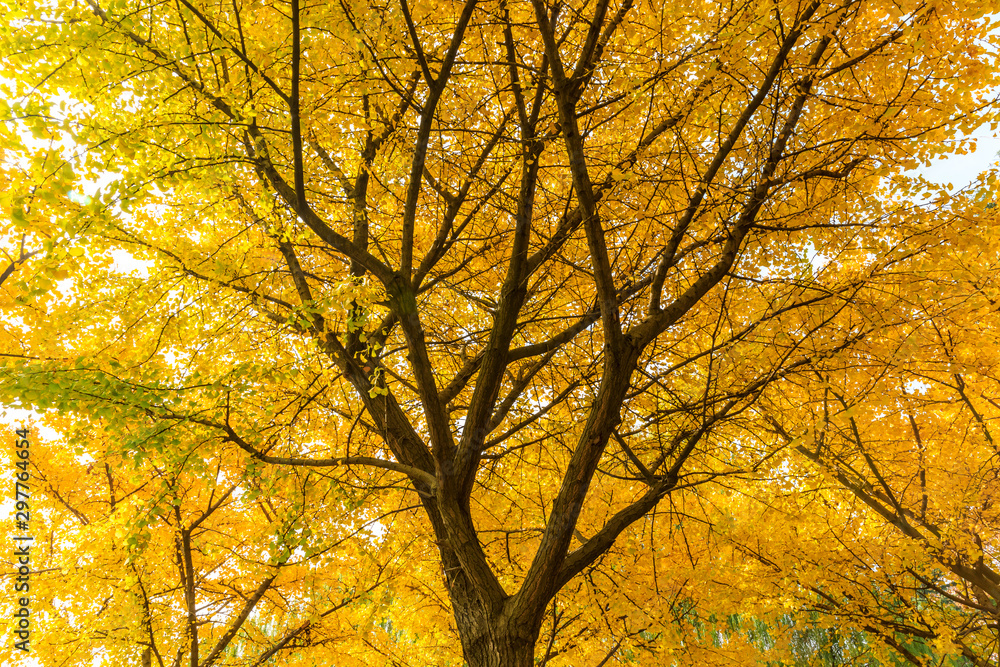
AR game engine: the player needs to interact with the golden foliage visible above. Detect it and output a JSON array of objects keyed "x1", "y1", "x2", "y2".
[{"x1": 1, "y1": 0, "x2": 999, "y2": 664}]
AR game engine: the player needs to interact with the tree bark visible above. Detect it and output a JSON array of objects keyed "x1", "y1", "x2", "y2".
[{"x1": 456, "y1": 615, "x2": 538, "y2": 667}]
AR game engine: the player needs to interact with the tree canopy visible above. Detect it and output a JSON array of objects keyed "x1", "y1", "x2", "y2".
[{"x1": 1, "y1": 0, "x2": 999, "y2": 665}]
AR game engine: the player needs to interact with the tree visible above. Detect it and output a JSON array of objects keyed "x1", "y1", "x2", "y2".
[{"x1": 1, "y1": 0, "x2": 999, "y2": 664}]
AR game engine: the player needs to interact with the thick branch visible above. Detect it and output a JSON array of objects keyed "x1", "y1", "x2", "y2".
[
  {"x1": 221, "y1": 421, "x2": 437, "y2": 490},
  {"x1": 201, "y1": 573, "x2": 278, "y2": 667}
]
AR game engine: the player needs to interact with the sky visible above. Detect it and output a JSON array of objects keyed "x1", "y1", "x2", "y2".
[{"x1": 913, "y1": 124, "x2": 1000, "y2": 189}]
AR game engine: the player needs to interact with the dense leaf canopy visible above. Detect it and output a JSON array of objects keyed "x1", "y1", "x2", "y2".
[{"x1": 1, "y1": 0, "x2": 999, "y2": 665}]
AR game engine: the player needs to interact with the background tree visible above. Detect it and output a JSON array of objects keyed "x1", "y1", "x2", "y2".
[
  {"x1": 1, "y1": 0, "x2": 998, "y2": 665},
  {"x1": 767, "y1": 187, "x2": 1000, "y2": 665}
]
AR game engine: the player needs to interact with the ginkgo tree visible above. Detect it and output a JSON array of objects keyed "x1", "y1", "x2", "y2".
[{"x1": 1, "y1": 0, "x2": 999, "y2": 665}]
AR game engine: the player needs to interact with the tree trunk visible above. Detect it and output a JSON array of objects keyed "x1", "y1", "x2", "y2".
[
  {"x1": 447, "y1": 580, "x2": 540, "y2": 667},
  {"x1": 459, "y1": 622, "x2": 537, "y2": 667},
  {"x1": 419, "y1": 493, "x2": 540, "y2": 666}
]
